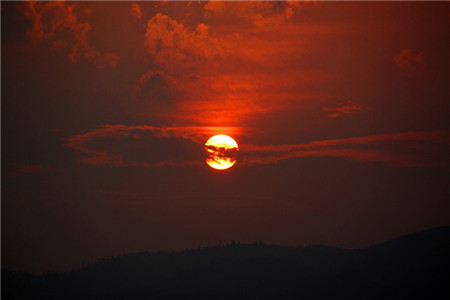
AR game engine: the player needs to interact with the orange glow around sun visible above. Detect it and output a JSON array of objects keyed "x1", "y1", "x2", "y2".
[{"x1": 205, "y1": 135, "x2": 239, "y2": 170}]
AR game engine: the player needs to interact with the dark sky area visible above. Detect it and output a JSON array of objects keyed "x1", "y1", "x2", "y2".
[{"x1": 2, "y1": 1, "x2": 449, "y2": 274}]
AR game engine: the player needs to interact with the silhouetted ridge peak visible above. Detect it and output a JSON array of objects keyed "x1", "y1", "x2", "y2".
[{"x1": 3, "y1": 227, "x2": 450, "y2": 300}]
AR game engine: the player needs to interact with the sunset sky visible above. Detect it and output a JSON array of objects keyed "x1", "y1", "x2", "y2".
[{"x1": 2, "y1": 1, "x2": 449, "y2": 274}]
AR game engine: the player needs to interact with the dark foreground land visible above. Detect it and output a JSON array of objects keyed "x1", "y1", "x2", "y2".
[{"x1": 3, "y1": 227, "x2": 450, "y2": 299}]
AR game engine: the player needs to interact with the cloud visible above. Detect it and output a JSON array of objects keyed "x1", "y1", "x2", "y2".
[
  {"x1": 63, "y1": 125, "x2": 244, "y2": 167},
  {"x1": 394, "y1": 48, "x2": 426, "y2": 71},
  {"x1": 144, "y1": 13, "x2": 225, "y2": 69},
  {"x1": 4, "y1": 163, "x2": 54, "y2": 178},
  {"x1": 138, "y1": 8, "x2": 336, "y2": 125},
  {"x1": 323, "y1": 103, "x2": 366, "y2": 118},
  {"x1": 239, "y1": 131, "x2": 450, "y2": 168},
  {"x1": 129, "y1": 3, "x2": 142, "y2": 20},
  {"x1": 64, "y1": 125, "x2": 449, "y2": 169},
  {"x1": 20, "y1": 1, "x2": 119, "y2": 68},
  {"x1": 134, "y1": 71, "x2": 180, "y2": 104},
  {"x1": 204, "y1": 1, "x2": 301, "y2": 26},
  {"x1": 20, "y1": 1, "x2": 44, "y2": 42}
]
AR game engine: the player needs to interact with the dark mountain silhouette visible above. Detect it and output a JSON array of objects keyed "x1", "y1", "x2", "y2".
[{"x1": 3, "y1": 227, "x2": 450, "y2": 299}]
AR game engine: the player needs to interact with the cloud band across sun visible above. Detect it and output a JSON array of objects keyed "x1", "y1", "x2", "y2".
[{"x1": 64, "y1": 126, "x2": 450, "y2": 169}]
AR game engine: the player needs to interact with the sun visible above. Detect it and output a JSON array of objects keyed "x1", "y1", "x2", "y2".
[{"x1": 204, "y1": 135, "x2": 239, "y2": 170}]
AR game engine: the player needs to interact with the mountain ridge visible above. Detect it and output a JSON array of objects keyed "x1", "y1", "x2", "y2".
[{"x1": 3, "y1": 226, "x2": 450, "y2": 299}]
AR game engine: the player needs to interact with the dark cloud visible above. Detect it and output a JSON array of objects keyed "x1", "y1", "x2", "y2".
[
  {"x1": 64, "y1": 126, "x2": 449, "y2": 169},
  {"x1": 240, "y1": 131, "x2": 450, "y2": 168},
  {"x1": 3, "y1": 163, "x2": 54, "y2": 178},
  {"x1": 323, "y1": 103, "x2": 367, "y2": 118},
  {"x1": 203, "y1": 1, "x2": 301, "y2": 26},
  {"x1": 63, "y1": 125, "x2": 237, "y2": 167},
  {"x1": 134, "y1": 71, "x2": 180, "y2": 104}
]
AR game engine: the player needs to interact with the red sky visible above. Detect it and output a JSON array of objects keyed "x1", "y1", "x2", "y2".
[{"x1": 2, "y1": 1, "x2": 449, "y2": 273}]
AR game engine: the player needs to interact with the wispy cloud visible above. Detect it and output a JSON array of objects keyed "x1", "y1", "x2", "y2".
[
  {"x1": 240, "y1": 131, "x2": 450, "y2": 167},
  {"x1": 323, "y1": 104, "x2": 366, "y2": 118},
  {"x1": 63, "y1": 125, "x2": 244, "y2": 167},
  {"x1": 64, "y1": 126, "x2": 449, "y2": 169}
]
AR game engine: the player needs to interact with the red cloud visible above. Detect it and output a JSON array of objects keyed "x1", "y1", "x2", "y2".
[
  {"x1": 145, "y1": 13, "x2": 225, "y2": 69},
  {"x1": 394, "y1": 48, "x2": 426, "y2": 71},
  {"x1": 129, "y1": 3, "x2": 142, "y2": 20},
  {"x1": 139, "y1": 9, "x2": 335, "y2": 125},
  {"x1": 20, "y1": 1, "x2": 119, "y2": 68}
]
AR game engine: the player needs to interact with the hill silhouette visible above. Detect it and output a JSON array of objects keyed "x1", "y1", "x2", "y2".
[{"x1": 3, "y1": 227, "x2": 450, "y2": 299}]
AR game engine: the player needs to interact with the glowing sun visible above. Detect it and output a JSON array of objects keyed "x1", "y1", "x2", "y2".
[{"x1": 205, "y1": 135, "x2": 239, "y2": 170}]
